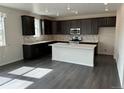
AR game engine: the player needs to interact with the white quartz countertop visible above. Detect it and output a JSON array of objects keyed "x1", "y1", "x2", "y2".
[
  {"x1": 50, "y1": 43, "x2": 96, "y2": 49},
  {"x1": 23, "y1": 40, "x2": 98, "y2": 45},
  {"x1": 23, "y1": 41, "x2": 53, "y2": 45}
]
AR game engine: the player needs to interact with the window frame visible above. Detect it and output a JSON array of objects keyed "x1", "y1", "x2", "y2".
[
  {"x1": 34, "y1": 18, "x2": 41, "y2": 37},
  {"x1": 0, "y1": 12, "x2": 6, "y2": 47}
]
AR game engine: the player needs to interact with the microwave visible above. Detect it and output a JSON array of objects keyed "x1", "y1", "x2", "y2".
[{"x1": 70, "y1": 28, "x2": 80, "y2": 35}]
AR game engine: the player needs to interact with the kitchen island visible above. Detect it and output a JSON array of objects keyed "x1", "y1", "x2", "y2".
[{"x1": 50, "y1": 43, "x2": 96, "y2": 67}]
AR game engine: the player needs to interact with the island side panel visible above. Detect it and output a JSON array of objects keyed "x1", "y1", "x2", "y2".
[{"x1": 52, "y1": 46, "x2": 94, "y2": 67}]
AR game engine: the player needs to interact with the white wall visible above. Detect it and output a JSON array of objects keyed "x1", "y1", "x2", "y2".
[
  {"x1": 0, "y1": 6, "x2": 44, "y2": 66},
  {"x1": 98, "y1": 27, "x2": 115, "y2": 55},
  {"x1": 114, "y1": 4, "x2": 124, "y2": 88},
  {"x1": 0, "y1": 6, "x2": 26, "y2": 66}
]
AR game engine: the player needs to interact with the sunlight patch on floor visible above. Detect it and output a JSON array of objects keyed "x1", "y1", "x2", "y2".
[
  {"x1": 8, "y1": 66, "x2": 35, "y2": 75},
  {"x1": 0, "y1": 76, "x2": 12, "y2": 85},
  {"x1": 23, "y1": 68, "x2": 53, "y2": 79},
  {"x1": 0, "y1": 79, "x2": 33, "y2": 89}
]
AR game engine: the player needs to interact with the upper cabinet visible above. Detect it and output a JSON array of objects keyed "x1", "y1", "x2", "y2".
[
  {"x1": 52, "y1": 21, "x2": 57, "y2": 34},
  {"x1": 21, "y1": 15, "x2": 35, "y2": 35},
  {"x1": 21, "y1": 15, "x2": 116, "y2": 35},
  {"x1": 52, "y1": 16, "x2": 116, "y2": 35},
  {"x1": 41, "y1": 19, "x2": 52, "y2": 35},
  {"x1": 98, "y1": 16, "x2": 116, "y2": 27},
  {"x1": 60, "y1": 21, "x2": 71, "y2": 34},
  {"x1": 80, "y1": 19, "x2": 92, "y2": 35},
  {"x1": 91, "y1": 18, "x2": 99, "y2": 34},
  {"x1": 52, "y1": 21, "x2": 62, "y2": 34}
]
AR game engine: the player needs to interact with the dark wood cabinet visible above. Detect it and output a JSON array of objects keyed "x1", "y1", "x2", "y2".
[
  {"x1": 23, "y1": 41, "x2": 98, "y2": 60},
  {"x1": 80, "y1": 19, "x2": 92, "y2": 34},
  {"x1": 91, "y1": 18, "x2": 99, "y2": 34},
  {"x1": 54, "y1": 16, "x2": 116, "y2": 35},
  {"x1": 52, "y1": 21, "x2": 58, "y2": 34},
  {"x1": 60, "y1": 21, "x2": 70, "y2": 34},
  {"x1": 69, "y1": 20, "x2": 77, "y2": 28},
  {"x1": 23, "y1": 42, "x2": 54, "y2": 59},
  {"x1": 21, "y1": 15, "x2": 35, "y2": 35},
  {"x1": 57, "y1": 21, "x2": 64, "y2": 34},
  {"x1": 98, "y1": 16, "x2": 116, "y2": 27},
  {"x1": 52, "y1": 20, "x2": 81, "y2": 35},
  {"x1": 21, "y1": 15, "x2": 116, "y2": 35},
  {"x1": 23, "y1": 44, "x2": 40, "y2": 59},
  {"x1": 41, "y1": 19, "x2": 52, "y2": 35},
  {"x1": 69, "y1": 20, "x2": 81, "y2": 29},
  {"x1": 106, "y1": 17, "x2": 116, "y2": 27},
  {"x1": 52, "y1": 21, "x2": 62, "y2": 34}
]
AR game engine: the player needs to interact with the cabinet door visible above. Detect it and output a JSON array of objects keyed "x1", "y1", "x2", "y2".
[
  {"x1": 53, "y1": 21, "x2": 62, "y2": 34},
  {"x1": 80, "y1": 19, "x2": 92, "y2": 35},
  {"x1": 97, "y1": 17, "x2": 116, "y2": 27},
  {"x1": 32, "y1": 44, "x2": 40, "y2": 58},
  {"x1": 91, "y1": 18, "x2": 99, "y2": 34},
  {"x1": 52, "y1": 21, "x2": 57, "y2": 34},
  {"x1": 44, "y1": 19, "x2": 52, "y2": 34},
  {"x1": 80, "y1": 19, "x2": 86, "y2": 34},
  {"x1": 60, "y1": 21, "x2": 70, "y2": 34},
  {"x1": 60, "y1": 21, "x2": 66, "y2": 34},
  {"x1": 65, "y1": 21, "x2": 71, "y2": 34},
  {"x1": 56, "y1": 21, "x2": 63, "y2": 34},
  {"x1": 21, "y1": 16, "x2": 35, "y2": 35},
  {"x1": 106, "y1": 17, "x2": 116, "y2": 27},
  {"x1": 97, "y1": 17, "x2": 106, "y2": 27},
  {"x1": 69, "y1": 20, "x2": 79, "y2": 28},
  {"x1": 23, "y1": 45, "x2": 33, "y2": 59},
  {"x1": 76, "y1": 20, "x2": 81, "y2": 28},
  {"x1": 85, "y1": 19, "x2": 92, "y2": 34}
]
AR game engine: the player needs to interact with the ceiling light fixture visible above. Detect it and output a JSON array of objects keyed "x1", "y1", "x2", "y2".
[
  {"x1": 71, "y1": 10, "x2": 78, "y2": 14},
  {"x1": 67, "y1": 4, "x2": 71, "y2": 10},
  {"x1": 104, "y1": 3, "x2": 108, "y2": 5},
  {"x1": 75, "y1": 11, "x2": 78, "y2": 14},
  {"x1": 105, "y1": 8, "x2": 109, "y2": 11}
]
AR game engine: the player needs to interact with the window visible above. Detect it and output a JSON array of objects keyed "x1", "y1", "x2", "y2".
[
  {"x1": 34, "y1": 18, "x2": 41, "y2": 37},
  {"x1": 0, "y1": 12, "x2": 6, "y2": 46}
]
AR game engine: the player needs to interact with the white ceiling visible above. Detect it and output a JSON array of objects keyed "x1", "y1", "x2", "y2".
[{"x1": 0, "y1": 3, "x2": 120, "y2": 18}]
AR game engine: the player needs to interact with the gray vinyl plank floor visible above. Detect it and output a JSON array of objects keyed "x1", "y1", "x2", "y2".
[{"x1": 0, "y1": 55, "x2": 121, "y2": 89}]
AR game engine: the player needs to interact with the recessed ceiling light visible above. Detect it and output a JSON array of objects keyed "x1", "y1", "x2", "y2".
[
  {"x1": 67, "y1": 4, "x2": 71, "y2": 10},
  {"x1": 104, "y1": 3, "x2": 108, "y2": 5},
  {"x1": 67, "y1": 7, "x2": 70, "y2": 10},
  {"x1": 75, "y1": 11, "x2": 78, "y2": 14},
  {"x1": 105, "y1": 8, "x2": 109, "y2": 11}
]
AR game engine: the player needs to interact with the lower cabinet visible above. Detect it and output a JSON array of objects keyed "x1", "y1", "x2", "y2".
[
  {"x1": 23, "y1": 42, "x2": 53, "y2": 60},
  {"x1": 23, "y1": 41, "x2": 98, "y2": 60}
]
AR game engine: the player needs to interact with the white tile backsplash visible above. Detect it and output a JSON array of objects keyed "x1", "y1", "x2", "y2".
[
  {"x1": 23, "y1": 35, "x2": 98, "y2": 43},
  {"x1": 52, "y1": 35, "x2": 98, "y2": 42},
  {"x1": 82, "y1": 35, "x2": 99, "y2": 42},
  {"x1": 23, "y1": 35, "x2": 53, "y2": 43}
]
